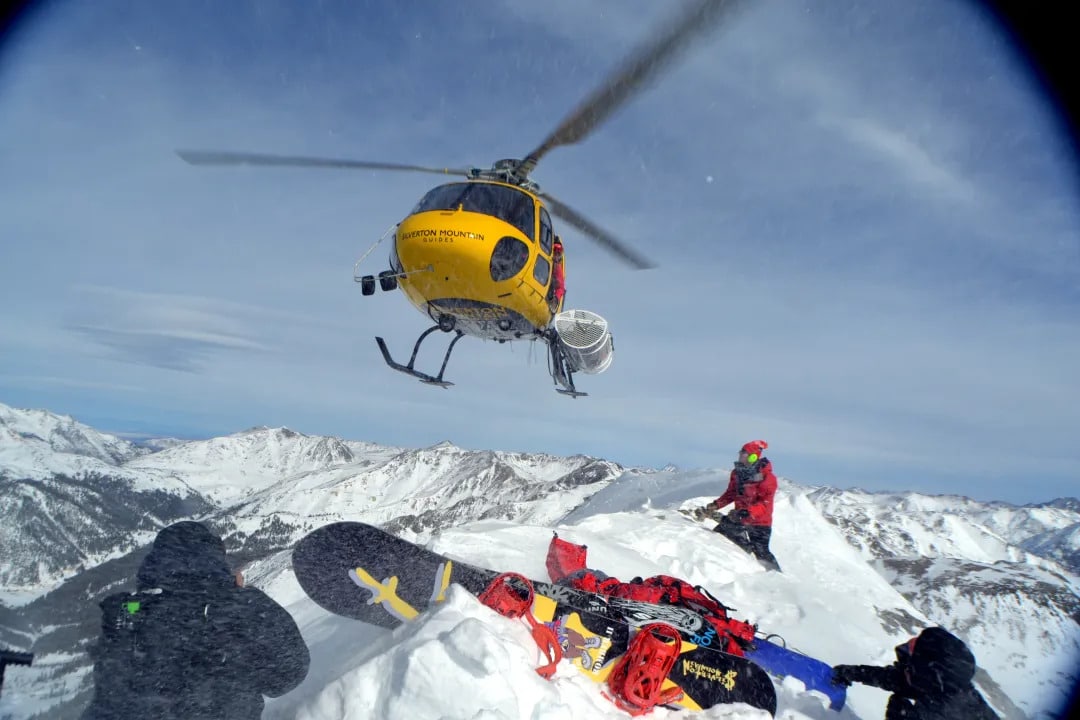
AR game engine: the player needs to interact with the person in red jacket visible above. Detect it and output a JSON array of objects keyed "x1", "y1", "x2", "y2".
[{"x1": 694, "y1": 440, "x2": 781, "y2": 571}]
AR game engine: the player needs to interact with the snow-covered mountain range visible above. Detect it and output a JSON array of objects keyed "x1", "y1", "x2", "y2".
[{"x1": 0, "y1": 401, "x2": 1077, "y2": 720}]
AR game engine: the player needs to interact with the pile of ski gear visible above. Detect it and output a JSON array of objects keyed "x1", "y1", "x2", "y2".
[{"x1": 546, "y1": 533, "x2": 757, "y2": 656}]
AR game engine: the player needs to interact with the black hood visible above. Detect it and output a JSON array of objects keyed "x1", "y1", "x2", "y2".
[
  {"x1": 136, "y1": 521, "x2": 233, "y2": 591},
  {"x1": 905, "y1": 627, "x2": 977, "y2": 696}
]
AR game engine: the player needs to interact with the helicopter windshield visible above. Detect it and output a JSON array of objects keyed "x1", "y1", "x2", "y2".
[{"x1": 413, "y1": 183, "x2": 536, "y2": 240}]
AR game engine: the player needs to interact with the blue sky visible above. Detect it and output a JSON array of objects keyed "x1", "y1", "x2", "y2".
[{"x1": 1, "y1": 0, "x2": 1078, "y2": 504}]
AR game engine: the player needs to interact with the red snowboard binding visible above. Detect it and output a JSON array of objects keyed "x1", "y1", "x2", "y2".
[
  {"x1": 479, "y1": 573, "x2": 562, "y2": 678},
  {"x1": 605, "y1": 622, "x2": 685, "y2": 715}
]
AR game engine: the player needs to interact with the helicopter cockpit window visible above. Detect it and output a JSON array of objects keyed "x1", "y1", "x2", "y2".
[
  {"x1": 413, "y1": 183, "x2": 536, "y2": 240},
  {"x1": 539, "y1": 207, "x2": 553, "y2": 255}
]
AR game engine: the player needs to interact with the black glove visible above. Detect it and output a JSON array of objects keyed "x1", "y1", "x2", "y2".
[
  {"x1": 730, "y1": 508, "x2": 750, "y2": 522},
  {"x1": 885, "y1": 694, "x2": 915, "y2": 720},
  {"x1": 692, "y1": 504, "x2": 716, "y2": 521},
  {"x1": 832, "y1": 665, "x2": 857, "y2": 687}
]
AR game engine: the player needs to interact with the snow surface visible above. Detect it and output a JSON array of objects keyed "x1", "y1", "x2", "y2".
[
  {"x1": 253, "y1": 477, "x2": 1030, "y2": 720},
  {"x1": 1, "y1": 401, "x2": 1075, "y2": 718}
]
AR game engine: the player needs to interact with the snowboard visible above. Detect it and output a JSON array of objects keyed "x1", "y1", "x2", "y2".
[
  {"x1": 292, "y1": 521, "x2": 778, "y2": 716},
  {"x1": 743, "y1": 638, "x2": 845, "y2": 710}
]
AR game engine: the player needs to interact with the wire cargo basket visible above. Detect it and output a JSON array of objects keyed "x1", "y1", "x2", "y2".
[{"x1": 554, "y1": 309, "x2": 614, "y2": 374}]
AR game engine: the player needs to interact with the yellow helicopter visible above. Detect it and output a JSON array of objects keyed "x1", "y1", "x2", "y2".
[{"x1": 178, "y1": 0, "x2": 741, "y2": 397}]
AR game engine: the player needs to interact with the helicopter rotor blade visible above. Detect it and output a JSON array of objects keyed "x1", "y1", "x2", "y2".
[
  {"x1": 176, "y1": 150, "x2": 472, "y2": 177},
  {"x1": 519, "y1": 0, "x2": 744, "y2": 175},
  {"x1": 540, "y1": 191, "x2": 655, "y2": 270}
]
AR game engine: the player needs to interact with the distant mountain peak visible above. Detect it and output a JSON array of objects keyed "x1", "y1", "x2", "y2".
[
  {"x1": 0, "y1": 401, "x2": 146, "y2": 467},
  {"x1": 234, "y1": 425, "x2": 276, "y2": 436},
  {"x1": 1031, "y1": 497, "x2": 1080, "y2": 512}
]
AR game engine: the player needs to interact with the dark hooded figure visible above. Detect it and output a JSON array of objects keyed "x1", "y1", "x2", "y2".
[
  {"x1": 832, "y1": 627, "x2": 999, "y2": 719},
  {"x1": 81, "y1": 521, "x2": 310, "y2": 720}
]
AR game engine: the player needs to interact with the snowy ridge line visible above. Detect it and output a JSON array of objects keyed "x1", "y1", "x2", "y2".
[{"x1": 1, "y1": 400, "x2": 1077, "y2": 718}]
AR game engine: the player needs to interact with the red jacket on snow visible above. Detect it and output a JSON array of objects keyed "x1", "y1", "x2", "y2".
[{"x1": 713, "y1": 459, "x2": 777, "y2": 527}]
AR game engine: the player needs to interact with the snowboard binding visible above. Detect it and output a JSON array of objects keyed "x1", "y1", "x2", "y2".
[
  {"x1": 605, "y1": 622, "x2": 685, "y2": 715},
  {"x1": 479, "y1": 573, "x2": 562, "y2": 678}
]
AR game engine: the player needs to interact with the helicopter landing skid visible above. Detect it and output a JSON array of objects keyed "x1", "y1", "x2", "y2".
[
  {"x1": 545, "y1": 330, "x2": 587, "y2": 398},
  {"x1": 375, "y1": 326, "x2": 465, "y2": 388}
]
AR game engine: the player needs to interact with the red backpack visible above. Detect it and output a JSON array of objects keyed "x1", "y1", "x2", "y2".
[
  {"x1": 546, "y1": 533, "x2": 588, "y2": 582},
  {"x1": 634, "y1": 575, "x2": 756, "y2": 655},
  {"x1": 545, "y1": 534, "x2": 757, "y2": 656}
]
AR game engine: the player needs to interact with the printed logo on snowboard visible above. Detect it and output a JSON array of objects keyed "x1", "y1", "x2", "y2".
[
  {"x1": 348, "y1": 561, "x2": 454, "y2": 622},
  {"x1": 551, "y1": 612, "x2": 616, "y2": 674},
  {"x1": 680, "y1": 659, "x2": 739, "y2": 691}
]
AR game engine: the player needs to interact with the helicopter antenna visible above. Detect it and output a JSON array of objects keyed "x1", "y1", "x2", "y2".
[{"x1": 517, "y1": 0, "x2": 745, "y2": 178}]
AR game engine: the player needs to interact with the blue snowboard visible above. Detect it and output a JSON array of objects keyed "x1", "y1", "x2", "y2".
[{"x1": 746, "y1": 638, "x2": 846, "y2": 710}]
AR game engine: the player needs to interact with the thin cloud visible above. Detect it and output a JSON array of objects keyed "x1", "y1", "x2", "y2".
[
  {"x1": 69, "y1": 326, "x2": 263, "y2": 372},
  {"x1": 819, "y1": 113, "x2": 979, "y2": 204},
  {"x1": 66, "y1": 286, "x2": 276, "y2": 372},
  {"x1": 0, "y1": 374, "x2": 144, "y2": 393}
]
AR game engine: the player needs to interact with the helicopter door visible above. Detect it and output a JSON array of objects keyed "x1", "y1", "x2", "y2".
[
  {"x1": 535, "y1": 206, "x2": 554, "y2": 289},
  {"x1": 539, "y1": 207, "x2": 553, "y2": 255}
]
